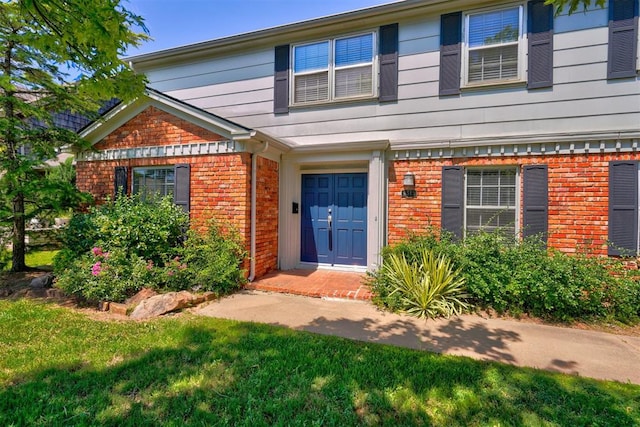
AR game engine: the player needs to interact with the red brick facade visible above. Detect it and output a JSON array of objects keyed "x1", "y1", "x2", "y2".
[
  {"x1": 254, "y1": 156, "x2": 279, "y2": 277},
  {"x1": 76, "y1": 106, "x2": 278, "y2": 279},
  {"x1": 389, "y1": 153, "x2": 640, "y2": 256}
]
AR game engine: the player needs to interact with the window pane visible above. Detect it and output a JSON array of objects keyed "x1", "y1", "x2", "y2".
[
  {"x1": 500, "y1": 169, "x2": 516, "y2": 185},
  {"x1": 294, "y1": 72, "x2": 329, "y2": 103},
  {"x1": 466, "y1": 168, "x2": 517, "y2": 234},
  {"x1": 335, "y1": 34, "x2": 373, "y2": 67},
  {"x1": 132, "y1": 168, "x2": 175, "y2": 200},
  {"x1": 467, "y1": 170, "x2": 482, "y2": 185},
  {"x1": 294, "y1": 42, "x2": 329, "y2": 73},
  {"x1": 500, "y1": 186, "x2": 516, "y2": 205},
  {"x1": 467, "y1": 186, "x2": 481, "y2": 205},
  {"x1": 469, "y1": 8, "x2": 519, "y2": 48},
  {"x1": 335, "y1": 65, "x2": 373, "y2": 98},
  {"x1": 483, "y1": 170, "x2": 499, "y2": 185},
  {"x1": 468, "y1": 45, "x2": 518, "y2": 83},
  {"x1": 467, "y1": 208, "x2": 516, "y2": 232}
]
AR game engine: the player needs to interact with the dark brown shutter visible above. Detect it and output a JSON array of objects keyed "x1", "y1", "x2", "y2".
[
  {"x1": 439, "y1": 12, "x2": 462, "y2": 96},
  {"x1": 527, "y1": 0, "x2": 554, "y2": 89},
  {"x1": 174, "y1": 164, "x2": 190, "y2": 213},
  {"x1": 607, "y1": 0, "x2": 639, "y2": 79},
  {"x1": 608, "y1": 161, "x2": 638, "y2": 256},
  {"x1": 523, "y1": 165, "x2": 548, "y2": 243},
  {"x1": 274, "y1": 44, "x2": 290, "y2": 114},
  {"x1": 114, "y1": 166, "x2": 128, "y2": 198},
  {"x1": 379, "y1": 23, "x2": 399, "y2": 102},
  {"x1": 442, "y1": 166, "x2": 464, "y2": 239}
]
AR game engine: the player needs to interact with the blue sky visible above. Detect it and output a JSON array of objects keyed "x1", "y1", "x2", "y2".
[{"x1": 126, "y1": 0, "x2": 396, "y2": 56}]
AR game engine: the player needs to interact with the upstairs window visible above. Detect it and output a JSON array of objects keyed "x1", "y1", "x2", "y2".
[
  {"x1": 292, "y1": 32, "x2": 375, "y2": 104},
  {"x1": 465, "y1": 6, "x2": 523, "y2": 85}
]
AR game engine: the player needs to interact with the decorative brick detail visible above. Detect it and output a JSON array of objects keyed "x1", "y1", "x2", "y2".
[
  {"x1": 76, "y1": 106, "x2": 280, "y2": 279},
  {"x1": 95, "y1": 106, "x2": 225, "y2": 151},
  {"x1": 388, "y1": 153, "x2": 640, "y2": 256}
]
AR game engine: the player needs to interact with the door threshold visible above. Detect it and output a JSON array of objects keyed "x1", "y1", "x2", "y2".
[{"x1": 297, "y1": 262, "x2": 368, "y2": 273}]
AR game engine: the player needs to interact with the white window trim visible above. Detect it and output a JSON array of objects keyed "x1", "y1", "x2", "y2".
[
  {"x1": 461, "y1": 3, "x2": 527, "y2": 88},
  {"x1": 132, "y1": 166, "x2": 175, "y2": 198},
  {"x1": 463, "y1": 166, "x2": 520, "y2": 237},
  {"x1": 290, "y1": 31, "x2": 378, "y2": 106}
]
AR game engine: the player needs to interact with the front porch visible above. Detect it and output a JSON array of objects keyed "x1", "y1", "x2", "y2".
[{"x1": 246, "y1": 269, "x2": 371, "y2": 300}]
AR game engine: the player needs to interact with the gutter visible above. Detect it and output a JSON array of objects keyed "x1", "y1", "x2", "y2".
[{"x1": 248, "y1": 139, "x2": 270, "y2": 282}]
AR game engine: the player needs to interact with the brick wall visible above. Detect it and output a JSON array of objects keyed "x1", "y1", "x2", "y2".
[
  {"x1": 254, "y1": 156, "x2": 279, "y2": 277},
  {"x1": 76, "y1": 106, "x2": 280, "y2": 279},
  {"x1": 95, "y1": 106, "x2": 225, "y2": 151},
  {"x1": 388, "y1": 153, "x2": 640, "y2": 255}
]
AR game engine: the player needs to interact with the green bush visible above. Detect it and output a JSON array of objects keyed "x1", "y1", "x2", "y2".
[
  {"x1": 169, "y1": 221, "x2": 247, "y2": 295},
  {"x1": 371, "y1": 228, "x2": 640, "y2": 324},
  {"x1": 373, "y1": 248, "x2": 470, "y2": 319},
  {"x1": 57, "y1": 194, "x2": 189, "y2": 266},
  {"x1": 0, "y1": 234, "x2": 10, "y2": 271},
  {"x1": 55, "y1": 247, "x2": 155, "y2": 303},
  {"x1": 54, "y1": 197, "x2": 247, "y2": 303}
]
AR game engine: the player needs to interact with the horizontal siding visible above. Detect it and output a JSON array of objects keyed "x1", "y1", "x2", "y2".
[
  {"x1": 146, "y1": 12, "x2": 638, "y2": 148},
  {"x1": 554, "y1": 3, "x2": 608, "y2": 33}
]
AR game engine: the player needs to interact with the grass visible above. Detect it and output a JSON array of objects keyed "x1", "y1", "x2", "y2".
[
  {"x1": 25, "y1": 250, "x2": 58, "y2": 268},
  {"x1": 0, "y1": 300, "x2": 638, "y2": 426}
]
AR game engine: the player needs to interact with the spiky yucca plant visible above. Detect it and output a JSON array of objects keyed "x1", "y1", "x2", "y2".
[{"x1": 380, "y1": 249, "x2": 470, "y2": 319}]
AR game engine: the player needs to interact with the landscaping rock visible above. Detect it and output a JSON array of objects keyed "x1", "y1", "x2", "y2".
[
  {"x1": 29, "y1": 273, "x2": 54, "y2": 289},
  {"x1": 203, "y1": 292, "x2": 217, "y2": 302},
  {"x1": 130, "y1": 291, "x2": 200, "y2": 320},
  {"x1": 125, "y1": 288, "x2": 158, "y2": 308},
  {"x1": 109, "y1": 302, "x2": 128, "y2": 316},
  {"x1": 98, "y1": 301, "x2": 110, "y2": 312}
]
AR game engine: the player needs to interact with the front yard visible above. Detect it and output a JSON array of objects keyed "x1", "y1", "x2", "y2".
[{"x1": 0, "y1": 299, "x2": 638, "y2": 426}]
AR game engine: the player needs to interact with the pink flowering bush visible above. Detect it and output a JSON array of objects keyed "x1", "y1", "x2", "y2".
[
  {"x1": 55, "y1": 248, "x2": 156, "y2": 303},
  {"x1": 54, "y1": 196, "x2": 247, "y2": 302}
]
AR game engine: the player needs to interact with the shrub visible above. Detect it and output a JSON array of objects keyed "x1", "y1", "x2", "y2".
[
  {"x1": 0, "y1": 237, "x2": 10, "y2": 271},
  {"x1": 372, "y1": 228, "x2": 640, "y2": 324},
  {"x1": 170, "y1": 220, "x2": 247, "y2": 295},
  {"x1": 55, "y1": 247, "x2": 155, "y2": 303},
  {"x1": 57, "y1": 194, "x2": 188, "y2": 267},
  {"x1": 370, "y1": 248, "x2": 470, "y2": 319},
  {"x1": 54, "y1": 200, "x2": 247, "y2": 302}
]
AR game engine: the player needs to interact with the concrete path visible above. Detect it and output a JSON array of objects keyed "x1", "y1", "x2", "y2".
[{"x1": 197, "y1": 290, "x2": 640, "y2": 385}]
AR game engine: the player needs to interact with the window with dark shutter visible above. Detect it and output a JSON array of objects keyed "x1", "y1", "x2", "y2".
[
  {"x1": 527, "y1": 0, "x2": 554, "y2": 89},
  {"x1": 607, "y1": 0, "x2": 639, "y2": 79},
  {"x1": 379, "y1": 23, "x2": 399, "y2": 102},
  {"x1": 174, "y1": 164, "x2": 191, "y2": 213},
  {"x1": 608, "y1": 161, "x2": 638, "y2": 256},
  {"x1": 114, "y1": 166, "x2": 128, "y2": 198},
  {"x1": 274, "y1": 45, "x2": 290, "y2": 114},
  {"x1": 441, "y1": 166, "x2": 464, "y2": 239},
  {"x1": 523, "y1": 165, "x2": 548, "y2": 243},
  {"x1": 439, "y1": 12, "x2": 462, "y2": 96}
]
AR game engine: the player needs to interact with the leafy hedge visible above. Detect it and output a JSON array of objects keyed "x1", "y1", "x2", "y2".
[
  {"x1": 54, "y1": 195, "x2": 246, "y2": 303},
  {"x1": 369, "y1": 228, "x2": 640, "y2": 323}
]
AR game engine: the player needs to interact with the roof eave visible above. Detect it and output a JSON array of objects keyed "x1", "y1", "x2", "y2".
[{"x1": 127, "y1": 0, "x2": 455, "y2": 69}]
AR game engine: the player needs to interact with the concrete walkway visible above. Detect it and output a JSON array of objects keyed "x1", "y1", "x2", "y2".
[{"x1": 197, "y1": 290, "x2": 640, "y2": 385}]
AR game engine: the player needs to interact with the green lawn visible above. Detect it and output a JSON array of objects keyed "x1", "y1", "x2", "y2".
[
  {"x1": 25, "y1": 250, "x2": 58, "y2": 268},
  {"x1": 0, "y1": 300, "x2": 638, "y2": 426}
]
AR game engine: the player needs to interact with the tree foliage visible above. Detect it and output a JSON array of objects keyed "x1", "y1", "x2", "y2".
[{"x1": 0, "y1": 0, "x2": 148, "y2": 271}]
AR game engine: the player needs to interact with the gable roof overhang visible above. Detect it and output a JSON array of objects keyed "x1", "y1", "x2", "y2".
[{"x1": 79, "y1": 87, "x2": 290, "y2": 154}]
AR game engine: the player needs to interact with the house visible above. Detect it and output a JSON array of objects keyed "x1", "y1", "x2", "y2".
[{"x1": 75, "y1": 0, "x2": 640, "y2": 281}]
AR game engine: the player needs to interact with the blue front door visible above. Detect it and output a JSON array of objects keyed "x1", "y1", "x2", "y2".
[{"x1": 301, "y1": 173, "x2": 367, "y2": 266}]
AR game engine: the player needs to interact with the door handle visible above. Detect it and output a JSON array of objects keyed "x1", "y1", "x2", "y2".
[{"x1": 328, "y1": 209, "x2": 332, "y2": 251}]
